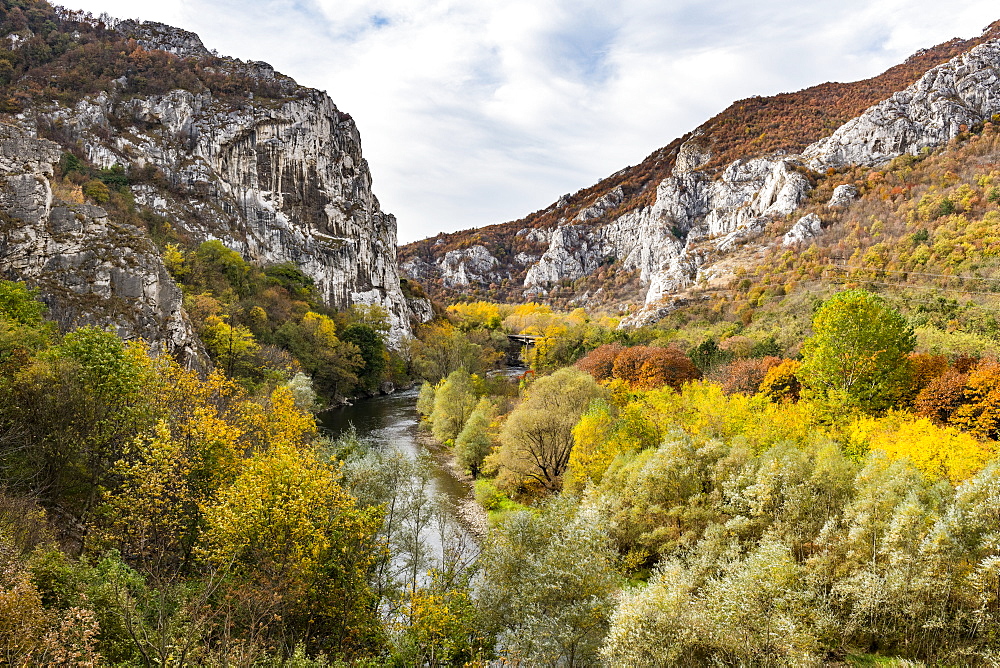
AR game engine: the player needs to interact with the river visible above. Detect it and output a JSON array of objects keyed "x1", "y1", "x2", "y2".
[{"x1": 318, "y1": 386, "x2": 483, "y2": 583}]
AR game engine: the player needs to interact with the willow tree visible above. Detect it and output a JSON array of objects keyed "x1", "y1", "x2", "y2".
[{"x1": 499, "y1": 367, "x2": 607, "y2": 491}]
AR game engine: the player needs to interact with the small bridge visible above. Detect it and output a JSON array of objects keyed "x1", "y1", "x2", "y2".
[
  {"x1": 507, "y1": 333, "x2": 539, "y2": 346},
  {"x1": 506, "y1": 334, "x2": 539, "y2": 365}
]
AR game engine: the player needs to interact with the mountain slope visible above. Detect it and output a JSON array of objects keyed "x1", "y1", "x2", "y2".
[
  {"x1": 400, "y1": 22, "x2": 1000, "y2": 316},
  {"x1": 0, "y1": 0, "x2": 428, "y2": 357}
]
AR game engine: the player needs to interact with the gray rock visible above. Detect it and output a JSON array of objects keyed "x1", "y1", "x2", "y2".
[
  {"x1": 573, "y1": 186, "x2": 625, "y2": 222},
  {"x1": 673, "y1": 135, "x2": 711, "y2": 175},
  {"x1": 35, "y1": 41, "x2": 428, "y2": 344},
  {"x1": 828, "y1": 184, "x2": 860, "y2": 208},
  {"x1": 783, "y1": 213, "x2": 823, "y2": 246},
  {"x1": 0, "y1": 125, "x2": 206, "y2": 367},
  {"x1": 804, "y1": 39, "x2": 1000, "y2": 169},
  {"x1": 116, "y1": 20, "x2": 211, "y2": 58},
  {"x1": 437, "y1": 245, "x2": 501, "y2": 287}
]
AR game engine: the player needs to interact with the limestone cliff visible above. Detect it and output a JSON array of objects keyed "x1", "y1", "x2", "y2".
[
  {"x1": 0, "y1": 125, "x2": 204, "y2": 365},
  {"x1": 399, "y1": 23, "x2": 1000, "y2": 320},
  {"x1": 4, "y1": 14, "x2": 427, "y2": 348}
]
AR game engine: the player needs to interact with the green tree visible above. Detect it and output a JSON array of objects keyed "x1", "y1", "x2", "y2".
[
  {"x1": 410, "y1": 324, "x2": 499, "y2": 382},
  {"x1": 454, "y1": 397, "x2": 495, "y2": 477},
  {"x1": 476, "y1": 498, "x2": 619, "y2": 666},
  {"x1": 416, "y1": 381, "x2": 435, "y2": 420},
  {"x1": 430, "y1": 369, "x2": 479, "y2": 443},
  {"x1": 499, "y1": 367, "x2": 607, "y2": 491},
  {"x1": 340, "y1": 322, "x2": 388, "y2": 392},
  {"x1": 799, "y1": 290, "x2": 915, "y2": 414}
]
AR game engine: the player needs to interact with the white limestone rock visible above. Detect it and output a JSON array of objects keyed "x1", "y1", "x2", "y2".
[
  {"x1": 37, "y1": 36, "x2": 427, "y2": 343},
  {"x1": 783, "y1": 213, "x2": 823, "y2": 246},
  {"x1": 116, "y1": 20, "x2": 211, "y2": 58},
  {"x1": 804, "y1": 39, "x2": 1000, "y2": 169},
  {"x1": 673, "y1": 135, "x2": 711, "y2": 175},
  {"x1": 515, "y1": 227, "x2": 552, "y2": 245},
  {"x1": 523, "y1": 225, "x2": 601, "y2": 288},
  {"x1": 828, "y1": 184, "x2": 860, "y2": 208},
  {"x1": 437, "y1": 245, "x2": 501, "y2": 287},
  {"x1": 573, "y1": 186, "x2": 625, "y2": 222},
  {"x1": 0, "y1": 125, "x2": 205, "y2": 367}
]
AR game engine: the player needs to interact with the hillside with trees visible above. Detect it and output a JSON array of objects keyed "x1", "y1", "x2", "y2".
[{"x1": 399, "y1": 20, "x2": 1000, "y2": 308}]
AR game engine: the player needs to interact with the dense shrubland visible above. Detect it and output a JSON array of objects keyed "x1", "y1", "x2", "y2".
[{"x1": 413, "y1": 287, "x2": 1000, "y2": 665}]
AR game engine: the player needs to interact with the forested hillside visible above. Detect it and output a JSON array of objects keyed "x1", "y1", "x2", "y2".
[{"x1": 399, "y1": 20, "x2": 1000, "y2": 310}]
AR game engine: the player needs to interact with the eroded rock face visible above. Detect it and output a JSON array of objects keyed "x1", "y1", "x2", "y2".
[
  {"x1": 117, "y1": 20, "x2": 211, "y2": 58},
  {"x1": 783, "y1": 213, "x2": 823, "y2": 246},
  {"x1": 804, "y1": 40, "x2": 1000, "y2": 169},
  {"x1": 524, "y1": 157, "x2": 810, "y2": 304},
  {"x1": 0, "y1": 125, "x2": 204, "y2": 366},
  {"x1": 34, "y1": 21, "x2": 429, "y2": 343},
  {"x1": 438, "y1": 245, "x2": 502, "y2": 287},
  {"x1": 521, "y1": 38, "x2": 1000, "y2": 316}
]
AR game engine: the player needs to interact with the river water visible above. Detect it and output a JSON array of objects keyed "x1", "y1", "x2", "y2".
[
  {"x1": 318, "y1": 385, "x2": 472, "y2": 510},
  {"x1": 317, "y1": 387, "x2": 481, "y2": 582}
]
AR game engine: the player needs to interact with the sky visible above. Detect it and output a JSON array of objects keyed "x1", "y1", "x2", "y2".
[{"x1": 64, "y1": 0, "x2": 1000, "y2": 243}]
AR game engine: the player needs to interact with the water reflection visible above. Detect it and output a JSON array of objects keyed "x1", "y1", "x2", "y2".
[{"x1": 318, "y1": 388, "x2": 477, "y2": 592}]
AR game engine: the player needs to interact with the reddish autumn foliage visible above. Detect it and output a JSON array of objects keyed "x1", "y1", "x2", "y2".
[
  {"x1": 949, "y1": 358, "x2": 1000, "y2": 439},
  {"x1": 633, "y1": 347, "x2": 702, "y2": 390},
  {"x1": 581, "y1": 345, "x2": 701, "y2": 390},
  {"x1": 611, "y1": 346, "x2": 649, "y2": 384},
  {"x1": 575, "y1": 343, "x2": 626, "y2": 382},
  {"x1": 908, "y1": 353, "x2": 950, "y2": 397},
  {"x1": 717, "y1": 357, "x2": 783, "y2": 395},
  {"x1": 914, "y1": 369, "x2": 970, "y2": 425}
]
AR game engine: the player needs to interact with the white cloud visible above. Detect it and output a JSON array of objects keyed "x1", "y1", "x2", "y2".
[{"x1": 64, "y1": 0, "x2": 1000, "y2": 241}]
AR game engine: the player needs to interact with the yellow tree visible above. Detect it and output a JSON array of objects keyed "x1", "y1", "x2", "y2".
[
  {"x1": 199, "y1": 443, "x2": 385, "y2": 655},
  {"x1": 499, "y1": 367, "x2": 607, "y2": 491}
]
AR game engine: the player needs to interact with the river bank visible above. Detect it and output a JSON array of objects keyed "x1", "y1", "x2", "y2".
[
  {"x1": 317, "y1": 386, "x2": 489, "y2": 544},
  {"x1": 414, "y1": 429, "x2": 490, "y2": 537}
]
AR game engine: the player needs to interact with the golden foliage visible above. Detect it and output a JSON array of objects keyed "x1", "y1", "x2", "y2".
[{"x1": 848, "y1": 411, "x2": 992, "y2": 483}]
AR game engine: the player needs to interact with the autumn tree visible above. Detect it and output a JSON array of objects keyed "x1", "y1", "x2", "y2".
[
  {"x1": 914, "y1": 368, "x2": 969, "y2": 424},
  {"x1": 759, "y1": 359, "x2": 802, "y2": 402},
  {"x1": 576, "y1": 343, "x2": 625, "y2": 382},
  {"x1": 799, "y1": 290, "x2": 915, "y2": 413},
  {"x1": 200, "y1": 443, "x2": 385, "y2": 656},
  {"x1": 430, "y1": 369, "x2": 479, "y2": 443},
  {"x1": 454, "y1": 397, "x2": 495, "y2": 477},
  {"x1": 717, "y1": 356, "x2": 783, "y2": 395},
  {"x1": 632, "y1": 346, "x2": 701, "y2": 390},
  {"x1": 499, "y1": 367, "x2": 607, "y2": 491}
]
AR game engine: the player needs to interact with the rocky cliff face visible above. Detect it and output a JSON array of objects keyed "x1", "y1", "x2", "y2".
[
  {"x1": 401, "y1": 27, "x2": 1000, "y2": 321},
  {"x1": 7, "y1": 17, "x2": 427, "y2": 347},
  {"x1": 0, "y1": 124, "x2": 204, "y2": 365}
]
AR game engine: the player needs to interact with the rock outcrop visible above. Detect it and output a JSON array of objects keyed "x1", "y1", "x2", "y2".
[
  {"x1": 827, "y1": 184, "x2": 860, "y2": 208},
  {"x1": 487, "y1": 35, "x2": 1000, "y2": 313},
  {"x1": 0, "y1": 125, "x2": 204, "y2": 365},
  {"x1": 804, "y1": 40, "x2": 1000, "y2": 169},
  {"x1": 783, "y1": 213, "x2": 823, "y2": 246},
  {"x1": 26, "y1": 20, "x2": 428, "y2": 344},
  {"x1": 437, "y1": 245, "x2": 502, "y2": 287},
  {"x1": 400, "y1": 26, "x2": 1000, "y2": 317}
]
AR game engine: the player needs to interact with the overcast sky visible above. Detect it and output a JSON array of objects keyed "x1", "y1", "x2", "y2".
[{"x1": 65, "y1": 0, "x2": 1000, "y2": 242}]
